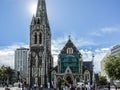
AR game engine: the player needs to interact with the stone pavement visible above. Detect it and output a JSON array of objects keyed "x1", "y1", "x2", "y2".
[
  {"x1": 1, "y1": 86, "x2": 119, "y2": 90},
  {"x1": 0, "y1": 87, "x2": 22, "y2": 90},
  {"x1": 98, "y1": 85, "x2": 120, "y2": 90}
]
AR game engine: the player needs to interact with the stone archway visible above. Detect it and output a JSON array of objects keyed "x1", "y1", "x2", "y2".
[
  {"x1": 57, "y1": 77, "x2": 62, "y2": 89},
  {"x1": 76, "y1": 77, "x2": 80, "y2": 83},
  {"x1": 84, "y1": 70, "x2": 90, "y2": 83},
  {"x1": 65, "y1": 75, "x2": 73, "y2": 84}
]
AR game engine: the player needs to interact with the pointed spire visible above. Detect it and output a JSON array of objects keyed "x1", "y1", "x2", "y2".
[
  {"x1": 68, "y1": 35, "x2": 72, "y2": 42},
  {"x1": 36, "y1": 0, "x2": 47, "y2": 17},
  {"x1": 36, "y1": 0, "x2": 49, "y2": 26}
]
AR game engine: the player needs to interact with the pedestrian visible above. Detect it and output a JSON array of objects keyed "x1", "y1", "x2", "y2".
[
  {"x1": 85, "y1": 82, "x2": 91, "y2": 90},
  {"x1": 88, "y1": 82, "x2": 91, "y2": 90},
  {"x1": 5, "y1": 85, "x2": 10, "y2": 90},
  {"x1": 47, "y1": 82, "x2": 50, "y2": 88},
  {"x1": 81, "y1": 84, "x2": 84, "y2": 90},
  {"x1": 18, "y1": 83, "x2": 20, "y2": 88},
  {"x1": 39, "y1": 84, "x2": 43, "y2": 90},
  {"x1": 107, "y1": 82, "x2": 110, "y2": 90},
  {"x1": 34, "y1": 83, "x2": 37, "y2": 89}
]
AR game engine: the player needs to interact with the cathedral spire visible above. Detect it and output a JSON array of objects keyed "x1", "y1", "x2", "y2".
[
  {"x1": 36, "y1": 0, "x2": 47, "y2": 17},
  {"x1": 29, "y1": 0, "x2": 52, "y2": 87},
  {"x1": 36, "y1": 0, "x2": 49, "y2": 27}
]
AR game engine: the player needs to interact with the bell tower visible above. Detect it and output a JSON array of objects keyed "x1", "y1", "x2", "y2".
[{"x1": 28, "y1": 0, "x2": 53, "y2": 87}]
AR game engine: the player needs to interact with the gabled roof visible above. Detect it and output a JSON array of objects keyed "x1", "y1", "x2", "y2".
[
  {"x1": 65, "y1": 66, "x2": 73, "y2": 74},
  {"x1": 59, "y1": 38, "x2": 81, "y2": 55}
]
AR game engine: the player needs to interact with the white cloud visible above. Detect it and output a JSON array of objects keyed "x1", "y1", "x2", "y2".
[
  {"x1": 0, "y1": 43, "x2": 29, "y2": 69},
  {"x1": 80, "y1": 49, "x2": 93, "y2": 61},
  {"x1": 90, "y1": 26, "x2": 120, "y2": 37},
  {"x1": 101, "y1": 27, "x2": 119, "y2": 33},
  {"x1": 80, "y1": 48, "x2": 110, "y2": 72},
  {"x1": 75, "y1": 38, "x2": 97, "y2": 47},
  {"x1": 93, "y1": 48, "x2": 110, "y2": 72},
  {"x1": 90, "y1": 32, "x2": 102, "y2": 36}
]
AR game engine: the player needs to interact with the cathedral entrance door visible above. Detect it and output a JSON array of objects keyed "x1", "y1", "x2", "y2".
[{"x1": 66, "y1": 76, "x2": 73, "y2": 84}]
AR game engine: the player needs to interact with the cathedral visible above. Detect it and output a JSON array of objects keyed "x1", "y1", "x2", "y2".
[
  {"x1": 27, "y1": 0, "x2": 53, "y2": 87},
  {"x1": 51, "y1": 38, "x2": 94, "y2": 88},
  {"x1": 27, "y1": 0, "x2": 94, "y2": 88}
]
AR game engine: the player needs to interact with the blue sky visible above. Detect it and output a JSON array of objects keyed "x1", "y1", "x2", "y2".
[{"x1": 0, "y1": 0, "x2": 120, "y2": 72}]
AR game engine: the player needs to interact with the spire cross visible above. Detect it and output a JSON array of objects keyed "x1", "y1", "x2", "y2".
[{"x1": 69, "y1": 35, "x2": 71, "y2": 40}]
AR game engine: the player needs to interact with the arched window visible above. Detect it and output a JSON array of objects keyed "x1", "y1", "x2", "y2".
[
  {"x1": 84, "y1": 70, "x2": 90, "y2": 82},
  {"x1": 39, "y1": 32, "x2": 42, "y2": 44},
  {"x1": 34, "y1": 32, "x2": 37, "y2": 44},
  {"x1": 34, "y1": 20, "x2": 36, "y2": 24},
  {"x1": 37, "y1": 18, "x2": 40, "y2": 24},
  {"x1": 67, "y1": 48, "x2": 73, "y2": 54}
]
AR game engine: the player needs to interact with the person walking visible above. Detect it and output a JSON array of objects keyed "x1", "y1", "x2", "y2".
[{"x1": 107, "y1": 82, "x2": 110, "y2": 90}]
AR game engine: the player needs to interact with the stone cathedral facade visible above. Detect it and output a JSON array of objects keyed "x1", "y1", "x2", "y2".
[
  {"x1": 27, "y1": 0, "x2": 94, "y2": 88},
  {"x1": 27, "y1": 0, "x2": 53, "y2": 87},
  {"x1": 51, "y1": 38, "x2": 94, "y2": 89}
]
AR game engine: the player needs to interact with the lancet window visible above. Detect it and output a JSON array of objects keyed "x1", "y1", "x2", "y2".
[
  {"x1": 39, "y1": 32, "x2": 42, "y2": 44},
  {"x1": 34, "y1": 32, "x2": 37, "y2": 44}
]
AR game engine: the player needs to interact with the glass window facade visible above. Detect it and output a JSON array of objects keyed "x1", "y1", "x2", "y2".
[{"x1": 60, "y1": 55, "x2": 80, "y2": 73}]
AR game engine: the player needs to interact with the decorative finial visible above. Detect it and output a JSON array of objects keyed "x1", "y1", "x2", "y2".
[
  {"x1": 92, "y1": 53, "x2": 94, "y2": 57},
  {"x1": 92, "y1": 53, "x2": 94, "y2": 62},
  {"x1": 69, "y1": 35, "x2": 71, "y2": 40}
]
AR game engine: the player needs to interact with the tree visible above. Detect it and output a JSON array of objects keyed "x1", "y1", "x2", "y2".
[
  {"x1": 0, "y1": 66, "x2": 7, "y2": 81},
  {"x1": 0, "y1": 65, "x2": 13, "y2": 84},
  {"x1": 5, "y1": 66, "x2": 13, "y2": 84},
  {"x1": 104, "y1": 54, "x2": 120, "y2": 80},
  {"x1": 99, "y1": 76, "x2": 107, "y2": 85}
]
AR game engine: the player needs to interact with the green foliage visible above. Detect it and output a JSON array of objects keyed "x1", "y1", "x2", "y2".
[
  {"x1": 99, "y1": 76, "x2": 107, "y2": 85},
  {"x1": 104, "y1": 53, "x2": 120, "y2": 80},
  {"x1": 0, "y1": 65, "x2": 13, "y2": 83}
]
